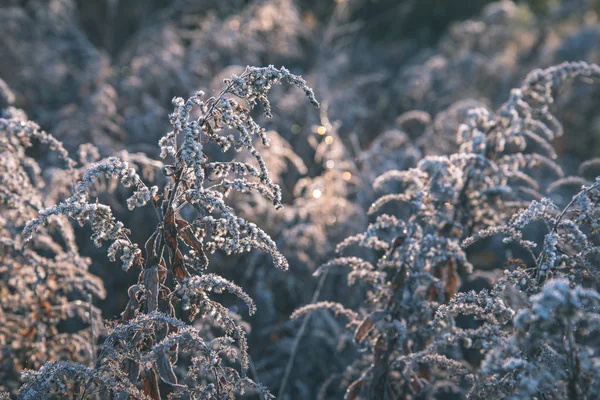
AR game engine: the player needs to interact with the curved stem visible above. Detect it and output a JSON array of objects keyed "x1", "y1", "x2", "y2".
[{"x1": 278, "y1": 270, "x2": 329, "y2": 398}]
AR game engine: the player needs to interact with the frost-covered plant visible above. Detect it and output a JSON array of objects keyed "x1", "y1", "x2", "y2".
[
  {"x1": 471, "y1": 279, "x2": 600, "y2": 399},
  {"x1": 464, "y1": 180, "x2": 600, "y2": 293},
  {"x1": 0, "y1": 80, "x2": 105, "y2": 397},
  {"x1": 454, "y1": 173, "x2": 600, "y2": 398},
  {"x1": 7, "y1": 1, "x2": 600, "y2": 398},
  {"x1": 293, "y1": 61, "x2": 600, "y2": 399},
  {"x1": 18, "y1": 66, "x2": 318, "y2": 399}
]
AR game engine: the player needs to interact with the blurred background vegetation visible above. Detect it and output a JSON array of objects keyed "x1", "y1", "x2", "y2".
[{"x1": 3, "y1": 0, "x2": 600, "y2": 398}]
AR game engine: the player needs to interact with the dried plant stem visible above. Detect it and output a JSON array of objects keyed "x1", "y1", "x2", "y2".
[
  {"x1": 278, "y1": 270, "x2": 329, "y2": 398},
  {"x1": 89, "y1": 293, "x2": 95, "y2": 364}
]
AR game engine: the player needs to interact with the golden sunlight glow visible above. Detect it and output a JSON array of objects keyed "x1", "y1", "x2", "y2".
[{"x1": 229, "y1": 19, "x2": 240, "y2": 30}]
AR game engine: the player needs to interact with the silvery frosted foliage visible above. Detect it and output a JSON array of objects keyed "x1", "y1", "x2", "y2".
[
  {"x1": 19, "y1": 312, "x2": 271, "y2": 400},
  {"x1": 458, "y1": 62, "x2": 600, "y2": 159},
  {"x1": 432, "y1": 289, "x2": 515, "y2": 354},
  {"x1": 8, "y1": 0, "x2": 600, "y2": 398},
  {"x1": 450, "y1": 62, "x2": 600, "y2": 229},
  {"x1": 295, "y1": 154, "x2": 479, "y2": 397},
  {"x1": 293, "y1": 61, "x2": 600, "y2": 399},
  {"x1": 367, "y1": 58, "x2": 590, "y2": 241},
  {"x1": 19, "y1": 66, "x2": 317, "y2": 399},
  {"x1": 161, "y1": 65, "x2": 318, "y2": 270},
  {"x1": 471, "y1": 279, "x2": 600, "y2": 400},
  {"x1": 294, "y1": 154, "x2": 477, "y2": 398},
  {"x1": 22, "y1": 156, "x2": 151, "y2": 272},
  {"x1": 240, "y1": 130, "x2": 308, "y2": 188},
  {"x1": 433, "y1": 166, "x2": 600, "y2": 399},
  {"x1": 0, "y1": 87, "x2": 105, "y2": 397},
  {"x1": 465, "y1": 177, "x2": 600, "y2": 294}
]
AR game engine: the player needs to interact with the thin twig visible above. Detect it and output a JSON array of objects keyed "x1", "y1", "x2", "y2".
[
  {"x1": 89, "y1": 294, "x2": 95, "y2": 365},
  {"x1": 278, "y1": 270, "x2": 329, "y2": 398}
]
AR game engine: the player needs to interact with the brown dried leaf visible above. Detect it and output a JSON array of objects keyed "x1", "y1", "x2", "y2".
[
  {"x1": 164, "y1": 211, "x2": 189, "y2": 282},
  {"x1": 156, "y1": 350, "x2": 184, "y2": 388},
  {"x1": 143, "y1": 265, "x2": 159, "y2": 312},
  {"x1": 445, "y1": 260, "x2": 460, "y2": 299},
  {"x1": 175, "y1": 218, "x2": 189, "y2": 230},
  {"x1": 143, "y1": 368, "x2": 161, "y2": 400},
  {"x1": 354, "y1": 311, "x2": 387, "y2": 343},
  {"x1": 354, "y1": 317, "x2": 375, "y2": 343},
  {"x1": 164, "y1": 209, "x2": 178, "y2": 253},
  {"x1": 427, "y1": 284, "x2": 441, "y2": 301},
  {"x1": 390, "y1": 234, "x2": 406, "y2": 254},
  {"x1": 433, "y1": 259, "x2": 460, "y2": 299},
  {"x1": 171, "y1": 251, "x2": 189, "y2": 282},
  {"x1": 158, "y1": 259, "x2": 168, "y2": 284},
  {"x1": 123, "y1": 358, "x2": 140, "y2": 383},
  {"x1": 144, "y1": 228, "x2": 161, "y2": 266},
  {"x1": 121, "y1": 285, "x2": 142, "y2": 321},
  {"x1": 418, "y1": 363, "x2": 432, "y2": 381}
]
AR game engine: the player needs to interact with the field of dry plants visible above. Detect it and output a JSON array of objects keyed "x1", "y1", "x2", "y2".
[{"x1": 3, "y1": 0, "x2": 600, "y2": 399}]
